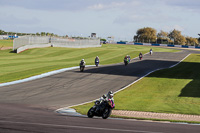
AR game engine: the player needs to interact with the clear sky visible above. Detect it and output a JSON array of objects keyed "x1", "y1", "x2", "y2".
[{"x1": 0, "y1": 0, "x2": 199, "y2": 41}]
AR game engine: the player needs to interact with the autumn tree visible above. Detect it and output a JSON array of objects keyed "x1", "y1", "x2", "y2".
[
  {"x1": 157, "y1": 30, "x2": 169, "y2": 44},
  {"x1": 135, "y1": 27, "x2": 157, "y2": 43},
  {"x1": 185, "y1": 37, "x2": 198, "y2": 46},
  {"x1": 168, "y1": 29, "x2": 186, "y2": 45}
]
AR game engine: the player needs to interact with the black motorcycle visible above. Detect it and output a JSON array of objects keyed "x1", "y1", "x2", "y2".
[
  {"x1": 95, "y1": 60, "x2": 99, "y2": 67},
  {"x1": 87, "y1": 99, "x2": 114, "y2": 119},
  {"x1": 80, "y1": 65, "x2": 85, "y2": 72},
  {"x1": 139, "y1": 55, "x2": 143, "y2": 60}
]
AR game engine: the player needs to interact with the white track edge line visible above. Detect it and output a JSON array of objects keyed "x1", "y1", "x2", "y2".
[{"x1": 0, "y1": 65, "x2": 95, "y2": 87}]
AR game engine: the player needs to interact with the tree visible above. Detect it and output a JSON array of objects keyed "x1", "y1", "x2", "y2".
[
  {"x1": 157, "y1": 30, "x2": 169, "y2": 44},
  {"x1": 135, "y1": 27, "x2": 157, "y2": 43},
  {"x1": 185, "y1": 37, "x2": 198, "y2": 46},
  {"x1": 168, "y1": 29, "x2": 186, "y2": 45},
  {"x1": 41, "y1": 32, "x2": 46, "y2": 36},
  {"x1": 36, "y1": 32, "x2": 40, "y2": 36}
]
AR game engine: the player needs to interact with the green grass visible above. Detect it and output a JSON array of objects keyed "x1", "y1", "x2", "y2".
[
  {"x1": 0, "y1": 40, "x2": 13, "y2": 47},
  {"x1": 73, "y1": 54, "x2": 200, "y2": 116},
  {"x1": 0, "y1": 44, "x2": 178, "y2": 83}
]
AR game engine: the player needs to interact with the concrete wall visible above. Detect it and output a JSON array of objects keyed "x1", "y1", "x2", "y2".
[
  {"x1": 17, "y1": 44, "x2": 52, "y2": 53},
  {"x1": 13, "y1": 36, "x2": 50, "y2": 50}
]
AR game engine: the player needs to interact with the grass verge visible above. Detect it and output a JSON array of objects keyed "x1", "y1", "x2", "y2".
[
  {"x1": 73, "y1": 54, "x2": 200, "y2": 118},
  {"x1": 0, "y1": 39, "x2": 13, "y2": 48},
  {"x1": 0, "y1": 43, "x2": 178, "y2": 83}
]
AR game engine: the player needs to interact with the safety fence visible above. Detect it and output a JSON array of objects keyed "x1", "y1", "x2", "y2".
[
  {"x1": 13, "y1": 36, "x2": 50, "y2": 50},
  {"x1": 13, "y1": 36, "x2": 101, "y2": 53},
  {"x1": 51, "y1": 37, "x2": 101, "y2": 48}
]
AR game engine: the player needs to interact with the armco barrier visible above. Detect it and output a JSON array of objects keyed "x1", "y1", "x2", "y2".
[
  {"x1": 134, "y1": 43, "x2": 143, "y2": 45},
  {"x1": 151, "y1": 43, "x2": 160, "y2": 46},
  {"x1": 131, "y1": 42, "x2": 200, "y2": 50},
  {"x1": 182, "y1": 45, "x2": 189, "y2": 48},
  {"x1": 167, "y1": 44, "x2": 175, "y2": 47},
  {"x1": 117, "y1": 42, "x2": 126, "y2": 44}
]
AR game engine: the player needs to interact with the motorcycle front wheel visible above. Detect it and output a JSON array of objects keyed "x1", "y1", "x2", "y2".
[
  {"x1": 87, "y1": 107, "x2": 94, "y2": 118},
  {"x1": 102, "y1": 108, "x2": 112, "y2": 119}
]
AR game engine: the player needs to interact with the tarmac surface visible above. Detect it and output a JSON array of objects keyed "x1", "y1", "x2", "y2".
[{"x1": 0, "y1": 48, "x2": 200, "y2": 132}]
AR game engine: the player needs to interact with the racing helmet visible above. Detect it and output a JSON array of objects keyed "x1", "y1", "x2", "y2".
[{"x1": 102, "y1": 94, "x2": 106, "y2": 99}]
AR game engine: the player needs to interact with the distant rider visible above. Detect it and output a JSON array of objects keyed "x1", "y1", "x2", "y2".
[
  {"x1": 124, "y1": 55, "x2": 130, "y2": 63},
  {"x1": 95, "y1": 56, "x2": 100, "y2": 66},
  {"x1": 80, "y1": 59, "x2": 86, "y2": 69},
  {"x1": 150, "y1": 49, "x2": 153, "y2": 55},
  {"x1": 139, "y1": 52, "x2": 143, "y2": 60},
  {"x1": 95, "y1": 56, "x2": 99, "y2": 62}
]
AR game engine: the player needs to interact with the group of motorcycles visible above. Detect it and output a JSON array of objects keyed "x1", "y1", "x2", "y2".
[
  {"x1": 80, "y1": 50, "x2": 153, "y2": 71},
  {"x1": 124, "y1": 49, "x2": 153, "y2": 66},
  {"x1": 79, "y1": 57, "x2": 99, "y2": 72},
  {"x1": 83, "y1": 50, "x2": 153, "y2": 119}
]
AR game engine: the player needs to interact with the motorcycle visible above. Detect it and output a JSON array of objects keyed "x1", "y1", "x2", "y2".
[
  {"x1": 95, "y1": 60, "x2": 99, "y2": 67},
  {"x1": 87, "y1": 99, "x2": 114, "y2": 119},
  {"x1": 139, "y1": 55, "x2": 142, "y2": 60},
  {"x1": 150, "y1": 51, "x2": 153, "y2": 55},
  {"x1": 124, "y1": 59, "x2": 128, "y2": 66},
  {"x1": 80, "y1": 65, "x2": 85, "y2": 72}
]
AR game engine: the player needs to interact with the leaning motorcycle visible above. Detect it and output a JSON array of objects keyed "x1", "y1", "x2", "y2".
[{"x1": 87, "y1": 99, "x2": 114, "y2": 119}]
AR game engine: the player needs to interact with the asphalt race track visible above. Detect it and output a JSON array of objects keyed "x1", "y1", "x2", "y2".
[{"x1": 0, "y1": 48, "x2": 200, "y2": 133}]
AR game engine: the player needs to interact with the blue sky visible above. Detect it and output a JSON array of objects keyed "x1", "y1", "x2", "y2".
[{"x1": 0, "y1": 0, "x2": 199, "y2": 41}]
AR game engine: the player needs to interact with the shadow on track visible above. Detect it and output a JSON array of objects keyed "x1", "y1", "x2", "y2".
[
  {"x1": 78, "y1": 60, "x2": 179, "y2": 77},
  {"x1": 80, "y1": 60, "x2": 200, "y2": 98}
]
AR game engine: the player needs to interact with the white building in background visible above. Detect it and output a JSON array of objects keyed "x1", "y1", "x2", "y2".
[
  {"x1": 91, "y1": 33, "x2": 96, "y2": 38},
  {"x1": 107, "y1": 36, "x2": 115, "y2": 43}
]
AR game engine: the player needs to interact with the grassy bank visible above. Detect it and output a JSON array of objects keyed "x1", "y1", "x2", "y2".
[
  {"x1": 73, "y1": 54, "x2": 200, "y2": 115},
  {"x1": 0, "y1": 44, "x2": 178, "y2": 83},
  {"x1": 0, "y1": 39, "x2": 13, "y2": 47}
]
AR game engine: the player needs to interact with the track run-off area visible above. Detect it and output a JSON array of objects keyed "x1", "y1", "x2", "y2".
[{"x1": 0, "y1": 48, "x2": 200, "y2": 133}]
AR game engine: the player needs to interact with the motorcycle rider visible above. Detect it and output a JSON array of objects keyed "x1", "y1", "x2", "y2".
[
  {"x1": 95, "y1": 56, "x2": 100, "y2": 66},
  {"x1": 97, "y1": 91, "x2": 115, "y2": 110},
  {"x1": 106, "y1": 91, "x2": 115, "y2": 108},
  {"x1": 96, "y1": 94, "x2": 107, "y2": 113},
  {"x1": 95, "y1": 56, "x2": 99, "y2": 62},
  {"x1": 139, "y1": 52, "x2": 143, "y2": 60},
  {"x1": 124, "y1": 55, "x2": 129, "y2": 64},
  {"x1": 150, "y1": 49, "x2": 153, "y2": 55},
  {"x1": 80, "y1": 59, "x2": 86, "y2": 70},
  {"x1": 127, "y1": 55, "x2": 131, "y2": 62}
]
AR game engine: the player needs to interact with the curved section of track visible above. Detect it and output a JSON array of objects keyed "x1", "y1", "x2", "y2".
[{"x1": 0, "y1": 49, "x2": 199, "y2": 133}]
